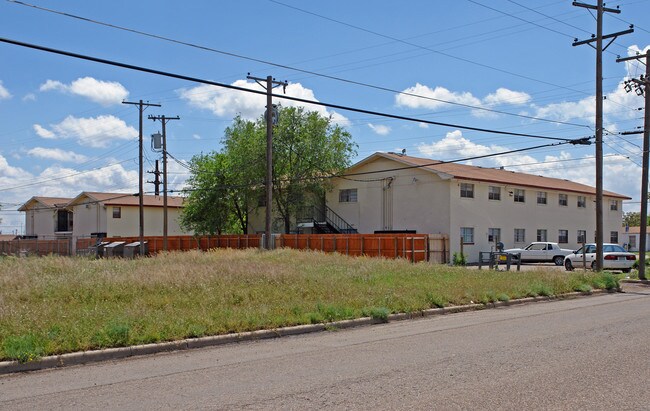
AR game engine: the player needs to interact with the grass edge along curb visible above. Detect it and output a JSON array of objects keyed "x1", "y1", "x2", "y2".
[{"x1": 0, "y1": 289, "x2": 611, "y2": 375}]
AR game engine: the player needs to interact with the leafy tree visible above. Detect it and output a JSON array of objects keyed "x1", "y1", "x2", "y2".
[
  {"x1": 270, "y1": 106, "x2": 356, "y2": 233},
  {"x1": 623, "y1": 211, "x2": 649, "y2": 227},
  {"x1": 181, "y1": 152, "x2": 238, "y2": 235},
  {"x1": 180, "y1": 106, "x2": 356, "y2": 234}
]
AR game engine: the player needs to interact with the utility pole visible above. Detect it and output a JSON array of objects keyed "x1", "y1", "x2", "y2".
[
  {"x1": 572, "y1": 1, "x2": 633, "y2": 271},
  {"x1": 148, "y1": 115, "x2": 180, "y2": 252},
  {"x1": 123, "y1": 100, "x2": 161, "y2": 256},
  {"x1": 246, "y1": 73, "x2": 287, "y2": 250},
  {"x1": 617, "y1": 51, "x2": 649, "y2": 280},
  {"x1": 147, "y1": 160, "x2": 162, "y2": 196}
]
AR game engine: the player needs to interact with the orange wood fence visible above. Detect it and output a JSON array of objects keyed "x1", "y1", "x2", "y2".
[
  {"x1": 77, "y1": 235, "x2": 261, "y2": 254},
  {"x1": 277, "y1": 233, "x2": 430, "y2": 262}
]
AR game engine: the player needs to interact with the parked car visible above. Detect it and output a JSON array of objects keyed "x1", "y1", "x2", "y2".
[
  {"x1": 504, "y1": 242, "x2": 574, "y2": 266},
  {"x1": 563, "y1": 243, "x2": 636, "y2": 272}
]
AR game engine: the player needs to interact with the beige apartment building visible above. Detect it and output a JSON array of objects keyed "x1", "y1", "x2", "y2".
[
  {"x1": 19, "y1": 192, "x2": 190, "y2": 240},
  {"x1": 327, "y1": 152, "x2": 630, "y2": 263},
  {"x1": 18, "y1": 196, "x2": 74, "y2": 238}
]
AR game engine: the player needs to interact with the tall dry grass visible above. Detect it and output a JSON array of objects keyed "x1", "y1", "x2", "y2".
[{"x1": 0, "y1": 248, "x2": 618, "y2": 361}]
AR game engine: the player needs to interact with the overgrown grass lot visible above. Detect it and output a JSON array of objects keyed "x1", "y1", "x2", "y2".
[{"x1": 0, "y1": 248, "x2": 619, "y2": 362}]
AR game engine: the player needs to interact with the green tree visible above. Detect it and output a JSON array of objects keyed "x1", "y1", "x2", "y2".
[
  {"x1": 623, "y1": 211, "x2": 649, "y2": 228},
  {"x1": 181, "y1": 106, "x2": 356, "y2": 235},
  {"x1": 271, "y1": 106, "x2": 356, "y2": 233},
  {"x1": 181, "y1": 152, "x2": 238, "y2": 235}
]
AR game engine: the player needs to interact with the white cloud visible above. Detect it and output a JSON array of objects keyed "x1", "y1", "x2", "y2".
[
  {"x1": 192, "y1": 134, "x2": 201, "y2": 140},
  {"x1": 34, "y1": 115, "x2": 138, "y2": 148},
  {"x1": 178, "y1": 79, "x2": 350, "y2": 126},
  {"x1": 39, "y1": 77, "x2": 129, "y2": 106},
  {"x1": 396, "y1": 84, "x2": 530, "y2": 117},
  {"x1": 22, "y1": 93, "x2": 36, "y2": 102},
  {"x1": 418, "y1": 122, "x2": 429, "y2": 129},
  {"x1": 483, "y1": 88, "x2": 531, "y2": 105},
  {"x1": 368, "y1": 123, "x2": 391, "y2": 135},
  {"x1": 0, "y1": 81, "x2": 11, "y2": 100},
  {"x1": 33, "y1": 124, "x2": 56, "y2": 139},
  {"x1": 27, "y1": 147, "x2": 89, "y2": 163}
]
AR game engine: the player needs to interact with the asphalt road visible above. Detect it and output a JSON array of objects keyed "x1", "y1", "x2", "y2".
[{"x1": 2, "y1": 284, "x2": 649, "y2": 410}]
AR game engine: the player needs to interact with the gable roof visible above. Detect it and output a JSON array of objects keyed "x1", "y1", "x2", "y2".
[
  {"x1": 66, "y1": 192, "x2": 185, "y2": 208},
  {"x1": 350, "y1": 152, "x2": 631, "y2": 200},
  {"x1": 18, "y1": 196, "x2": 73, "y2": 211}
]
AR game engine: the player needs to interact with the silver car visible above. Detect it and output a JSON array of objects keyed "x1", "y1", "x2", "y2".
[{"x1": 564, "y1": 243, "x2": 636, "y2": 273}]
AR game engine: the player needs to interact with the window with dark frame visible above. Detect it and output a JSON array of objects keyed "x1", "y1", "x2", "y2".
[
  {"x1": 514, "y1": 228, "x2": 525, "y2": 243},
  {"x1": 536, "y1": 191, "x2": 547, "y2": 205},
  {"x1": 577, "y1": 230, "x2": 586, "y2": 244},
  {"x1": 558, "y1": 229, "x2": 568, "y2": 243},
  {"x1": 460, "y1": 183, "x2": 474, "y2": 198},
  {"x1": 488, "y1": 227, "x2": 501, "y2": 243},
  {"x1": 577, "y1": 196, "x2": 586, "y2": 208},
  {"x1": 559, "y1": 194, "x2": 568, "y2": 206},
  {"x1": 537, "y1": 229, "x2": 547, "y2": 242},
  {"x1": 610, "y1": 231, "x2": 619, "y2": 244},
  {"x1": 514, "y1": 188, "x2": 525, "y2": 203},
  {"x1": 610, "y1": 200, "x2": 618, "y2": 211},
  {"x1": 339, "y1": 188, "x2": 357, "y2": 203},
  {"x1": 112, "y1": 206, "x2": 121, "y2": 219},
  {"x1": 488, "y1": 186, "x2": 501, "y2": 201},
  {"x1": 461, "y1": 227, "x2": 474, "y2": 244}
]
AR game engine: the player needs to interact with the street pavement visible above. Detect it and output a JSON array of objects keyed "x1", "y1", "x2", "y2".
[{"x1": 1, "y1": 284, "x2": 649, "y2": 410}]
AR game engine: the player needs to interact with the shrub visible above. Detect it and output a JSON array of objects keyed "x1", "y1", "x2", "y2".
[
  {"x1": 425, "y1": 293, "x2": 447, "y2": 308},
  {"x1": 368, "y1": 307, "x2": 390, "y2": 322},
  {"x1": 575, "y1": 283, "x2": 593, "y2": 294},
  {"x1": 453, "y1": 252, "x2": 466, "y2": 266}
]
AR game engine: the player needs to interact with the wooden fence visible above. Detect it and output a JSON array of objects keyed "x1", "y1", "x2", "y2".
[
  {"x1": 77, "y1": 235, "x2": 262, "y2": 254},
  {"x1": 4, "y1": 233, "x2": 447, "y2": 264},
  {"x1": 277, "y1": 233, "x2": 430, "y2": 263},
  {"x1": 0, "y1": 238, "x2": 72, "y2": 256}
]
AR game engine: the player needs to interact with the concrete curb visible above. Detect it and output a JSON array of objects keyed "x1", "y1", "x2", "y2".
[
  {"x1": 0, "y1": 288, "x2": 614, "y2": 375},
  {"x1": 620, "y1": 279, "x2": 650, "y2": 285}
]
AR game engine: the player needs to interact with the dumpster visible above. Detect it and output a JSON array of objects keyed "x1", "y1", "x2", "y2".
[
  {"x1": 123, "y1": 241, "x2": 148, "y2": 258},
  {"x1": 104, "y1": 241, "x2": 126, "y2": 258},
  {"x1": 95, "y1": 241, "x2": 110, "y2": 258}
]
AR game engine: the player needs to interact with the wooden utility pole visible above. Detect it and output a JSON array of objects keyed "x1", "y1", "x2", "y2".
[
  {"x1": 572, "y1": 1, "x2": 633, "y2": 271},
  {"x1": 148, "y1": 115, "x2": 180, "y2": 252},
  {"x1": 246, "y1": 74, "x2": 287, "y2": 250},
  {"x1": 123, "y1": 100, "x2": 161, "y2": 256},
  {"x1": 617, "y1": 52, "x2": 649, "y2": 280}
]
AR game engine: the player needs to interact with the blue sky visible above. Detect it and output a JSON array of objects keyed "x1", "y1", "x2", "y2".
[{"x1": 0, "y1": 0, "x2": 649, "y2": 234}]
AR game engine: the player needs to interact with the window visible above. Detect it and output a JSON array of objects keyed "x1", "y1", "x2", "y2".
[
  {"x1": 629, "y1": 236, "x2": 636, "y2": 250},
  {"x1": 514, "y1": 228, "x2": 526, "y2": 243},
  {"x1": 461, "y1": 227, "x2": 474, "y2": 244},
  {"x1": 514, "y1": 189, "x2": 525, "y2": 203},
  {"x1": 488, "y1": 228, "x2": 501, "y2": 243},
  {"x1": 610, "y1": 231, "x2": 619, "y2": 244},
  {"x1": 460, "y1": 183, "x2": 474, "y2": 198},
  {"x1": 339, "y1": 188, "x2": 357, "y2": 203},
  {"x1": 577, "y1": 196, "x2": 586, "y2": 208},
  {"x1": 558, "y1": 229, "x2": 568, "y2": 244},
  {"x1": 488, "y1": 186, "x2": 501, "y2": 201},
  {"x1": 537, "y1": 229, "x2": 547, "y2": 242},
  {"x1": 577, "y1": 230, "x2": 586, "y2": 243},
  {"x1": 610, "y1": 200, "x2": 618, "y2": 211},
  {"x1": 536, "y1": 191, "x2": 547, "y2": 205},
  {"x1": 112, "y1": 206, "x2": 121, "y2": 219},
  {"x1": 559, "y1": 194, "x2": 568, "y2": 206}
]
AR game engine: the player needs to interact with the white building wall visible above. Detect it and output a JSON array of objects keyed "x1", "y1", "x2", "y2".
[
  {"x1": 326, "y1": 158, "x2": 452, "y2": 234},
  {"x1": 71, "y1": 203, "x2": 105, "y2": 238},
  {"x1": 106, "y1": 206, "x2": 188, "y2": 237},
  {"x1": 26, "y1": 208, "x2": 56, "y2": 237},
  {"x1": 329, "y1": 157, "x2": 625, "y2": 264}
]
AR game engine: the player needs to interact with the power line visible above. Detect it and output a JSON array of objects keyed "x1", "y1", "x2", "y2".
[
  {"x1": 5, "y1": 0, "x2": 592, "y2": 128},
  {"x1": 0, "y1": 36, "x2": 590, "y2": 143}
]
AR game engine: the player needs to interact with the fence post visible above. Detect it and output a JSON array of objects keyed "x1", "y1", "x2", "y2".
[
  {"x1": 411, "y1": 237, "x2": 415, "y2": 263},
  {"x1": 361, "y1": 236, "x2": 364, "y2": 255},
  {"x1": 333, "y1": 236, "x2": 336, "y2": 254},
  {"x1": 378, "y1": 237, "x2": 381, "y2": 258},
  {"x1": 321, "y1": 236, "x2": 324, "y2": 252},
  {"x1": 346, "y1": 237, "x2": 349, "y2": 255}
]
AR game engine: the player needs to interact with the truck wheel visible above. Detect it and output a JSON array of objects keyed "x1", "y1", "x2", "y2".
[{"x1": 553, "y1": 255, "x2": 564, "y2": 266}]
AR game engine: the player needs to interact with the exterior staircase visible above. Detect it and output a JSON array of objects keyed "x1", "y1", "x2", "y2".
[{"x1": 297, "y1": 205, "x2": 358, "y2": 234}]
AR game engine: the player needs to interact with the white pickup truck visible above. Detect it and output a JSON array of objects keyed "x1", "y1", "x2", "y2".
[{"x1": 503, "y1": 242, "x2": 574, "y2": 266}]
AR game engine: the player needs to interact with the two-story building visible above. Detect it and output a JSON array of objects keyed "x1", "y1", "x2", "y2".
[
  {"x1": 19, "y1": 192, "x2": 190, "y2": 240},
  {"x1": 327, "y1": 152, "x2": 629, "y2": 262}
]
